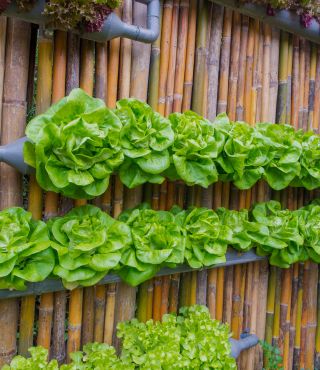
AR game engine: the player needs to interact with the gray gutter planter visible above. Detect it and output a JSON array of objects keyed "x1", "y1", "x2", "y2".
[
  {"x1": 210, "y1": 0, "x2": 320, "y2": 45},
  {"x1": 230, "y1": 333, "x2": 259, "y2": 359},
  {"x1": 3, "y1": 0, "x2": 160, "y2": 43}
]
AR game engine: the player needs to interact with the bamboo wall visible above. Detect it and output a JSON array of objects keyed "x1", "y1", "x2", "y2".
[{"x1": 0, "y1": 1, "x2": 320, "y2": 369}]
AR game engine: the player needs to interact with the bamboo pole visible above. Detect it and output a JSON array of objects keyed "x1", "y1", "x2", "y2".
[
  {"x1": 148, "y1": 0, "x2": 162, "y2": 111},
  {"x1": 181, "y1": 0, "x2": 196, "y2": 112},
  {"x1": 113, "y1": 1, "x2": 151, "y2": 347},
  {"x1": 293, "y1": 263, "x2": 304, "y2": 369},
  {"x1": 157, "y1": 0, "x2": 173, "y2": 115},
  {"x1": 18, "y1": 25, "x2": 40, "y2": 357},
  {"x1": 49, "y1": 30, "x2": 68, "y2": 365},
  {"x1": 206, "y1": 4, "x2": 223, "y2": 120},
  {"x1": 0, "y1": 19, "x2": 31, "y2": 365},
  {"x1": 34, "y1": 31, "x2": 54, "y2": 353},
  {"x1": 308, "y1": 45, "x2": 317, "y2": 130},
  {"x1": 269, "y1": 28, "x2": 280, "y2": 123},
  {"x1": 313, "y1": 47, "x2": 320, "y2": 131},
  {"x1": 172, "y1": 0, "x2": 189, "y2": 113},
  {"x1": 93, "y1": 40, "x2": 108, "y2": 344},
  {"x1": 0, "y1": 16, "x2": 7, "y2": 131}
]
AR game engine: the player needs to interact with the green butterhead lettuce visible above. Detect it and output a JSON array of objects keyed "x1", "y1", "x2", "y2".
[
  {"x1": 174, "y1": 206, "x2": 232, "y2": 268},
  {"x1": 0, "y1": 207, "x2": 54, "y2": 291},
  {"x1": 217, "y1": 207, "x2": 269, "y2": 252},
  {"x1": 118, "y1": 204, "x2": 185, "y2": 286},
  {"x1": 295, "y1": 201, "x2": 320, "y2": 263},
  {"x1": 293, "y1": 132, "x2": 320, "y2": 190},
  {"x1": 214, "y1": 115, "x2": 271, "y2": 189},
  {"x1": 49, "y1": 205, "x2": 131, "y2": 289},
  {"x1": 251, "y1": 201, "x2": 306, "y2": 268},
  {"x1": 116, "y1": 98, "x2": 174, "y2": 188},
  {"x1": 167, "y1": 111, "x2": 225, "y2": 187},
  {"x1": 24, "y1": 88, "x2": 124, "y2": 199},
  {"x1": 255, "y1": 123, "x2": 302, "y2": 190}
]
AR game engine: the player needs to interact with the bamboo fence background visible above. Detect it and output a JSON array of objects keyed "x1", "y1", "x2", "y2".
[{"x1": 0, "y1": 1, "x2": 320, "y2": 369}]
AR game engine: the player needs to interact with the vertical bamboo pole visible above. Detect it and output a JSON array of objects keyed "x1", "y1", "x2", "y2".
[
  {"x1": 78, "y1": 39, "x2": 95, "y2": 348},
  {"x1": 313, "y1": 47, "x2": 320, "y2": 131},
  {"x1": 0, "y1": 16, "x2": 6, "y2": 131},
  {"x1": 269, "y1": 28, "x2": 279, "y2": 123},
  {"x1": 0, "y1": 19, "x2": 31, "y2": 365},
  {"x1": 158, "y1": 0, "x2": 173, "y2": 115},
  {"x1": 49, "y1": 30, "x2": 68, "y2": 365},
  {"x1": 93, "y1": 40, "x2": 108, "y2": 344},
  {"x1": 191, "y1": 0, "x2": 210, "y2": 307},
  {"x1": 113, "y1": 1, "x2": 151, "y2": 347},
  {"x1": 308, "y1": 45, "x2": 317, "y2": 130},
  {"x1": 288, "y1": 263, "x2": 299, "y2": 369},
  {"x1": 148, "y1": 0, "x2": 162, "y2": 111},
  {"x1": 206, "y1": 4, "x2": 223, "y2": 120},
  {"x1": 276, "y1": 33, "x2": 289, "y2": 123},
  {"x1": 181, "y1": 0, "x2": 196, "y2": 112},
  {"x1": 172, "y1": 0, "x2": 189, "y2": 113},
  {"x1": 34, "y1": 31, "x2": 54, "y2": 353},
  {"x1": 293, "y1": 263, "x2": 304, "y2": 369},
  {"x1": 18, "y1": 25, "x2": 39, "y2": 357}
]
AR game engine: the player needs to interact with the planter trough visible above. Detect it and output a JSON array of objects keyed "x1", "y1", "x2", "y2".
[{"x1": 2, "y1": 0, "x2": 160, "y2": 43}]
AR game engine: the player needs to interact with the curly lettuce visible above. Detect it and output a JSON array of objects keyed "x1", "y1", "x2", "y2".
[
  {"x1": 166, "y1": 111, "x2": 225, "y2": 187},
  {"x1": 49, "y1": 205, "x2": 131, "y2": 289},
  {"x1": 24, "y1": 88, "x2": 124, "y2": 199},
  {"x1": 118, "y1": 204, "x2": 185, "y2": 286},
  {"x1": 117, "y1": 305, "x2": 236, "y2": 370},
  {"x1": 173, "y1": 206, "x2": 232, "y2": 268},
  {"x1": 251, "y1": 201, "x2": 306, "y2": 268},
  {"x1": 116, "y1": 99, "x2": 174, "y2": 188},
  {"x1": 0, "y1": 207, "x2": 54, "y2": 291}
]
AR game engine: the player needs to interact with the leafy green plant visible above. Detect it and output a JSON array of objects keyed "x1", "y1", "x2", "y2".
[
  {"x1": 49, "y1": 205, "x2": 131, "y2": 289},
  {"x1": 259, "y1": 340, "x2": 284, "y2": 370},
  {"x1": 0, "y1": 207, "x2": 54, "y2": 290},
  {"x1": 24, "y1": 88, "x2": 124, "y2": 199},
  {"x1": 166, "y1": 111, "x2": 225, "y2": 187},
  {"x1": 2, "y1": 346, "x2": 59, "y2": 370},
  {"x1": 173, "y1": 206, "x2": 232, "y2": 268},
  {"x1": 118, "y1": 305, "x2": 236, "y2": 369},
  {"x1": 23, "y1": 88, "x2": 320, "y2": 199},
  {"x1": 4, "y1": 306, "x2": 236, "y2": 369},
  {"x1": 118, "y1": 204, "x2": 185, "y2": 286},
  {"x1": 116, "y1": 98, "x2": 174, "y2": 188},
  {"x1": 252, "y1": 201, "x2": 307, "y2": 268}
]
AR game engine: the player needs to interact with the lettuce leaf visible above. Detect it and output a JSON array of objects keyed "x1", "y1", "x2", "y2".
[
  {"x1": 166, "y1": 111, "x2": 224, "y2": 187},
  {"x1": 49, "y1": 205, "x2": 131, "y2": 289},
  {"x1": 25, "y1": 88, "x2": 124, "y2": 199},
  {"x1": 116, "y1": 99, "x2": 174, "y2": 188},
  {"x1": 0, "y1": 207, "x2": 54, "y2": 290}
]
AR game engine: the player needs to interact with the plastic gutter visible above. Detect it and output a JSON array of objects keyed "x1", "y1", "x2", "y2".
[
  {"x1": 209, "y1": 0, "x2": 320, "y2": 44},
  {"x1": 0, "y1": 249, "x2": 266, "y2": 299}
]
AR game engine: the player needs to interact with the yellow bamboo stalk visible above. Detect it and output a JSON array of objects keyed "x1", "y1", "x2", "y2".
[
  {"x1": 34, "y1": 31, "x2": 54, "y2": 353},
  {"x1": 181, "y1": 0, "x2": 197, "y2": 112},
  {"x1": 158, "y1": 0, "x2": 173, "y2": 115},
  {"x1": 49, "y1": 30, "x2": 67, "y2": 365}
]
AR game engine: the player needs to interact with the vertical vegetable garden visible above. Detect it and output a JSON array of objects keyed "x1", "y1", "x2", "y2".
[{"x1": 0, "y1": 0, "x2": 320, "y2": 369}]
